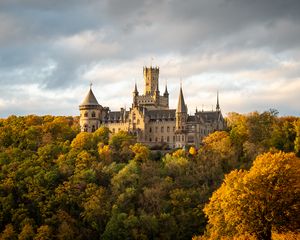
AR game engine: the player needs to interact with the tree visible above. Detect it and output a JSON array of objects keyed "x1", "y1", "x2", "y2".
[
  {"x1": 93, "y1": 126, "x2": 110, "y2": 145},
  {"x1": 203, "y1": 152, "x2": 300, "y2": 240},
  {"x1": 294, "y1": 119, "x2": 300, "y2": 156}
]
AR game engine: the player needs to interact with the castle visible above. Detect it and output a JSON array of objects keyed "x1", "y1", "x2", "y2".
[{"x1": 79, "y1": 66, "x2": 226, "y2": 148}]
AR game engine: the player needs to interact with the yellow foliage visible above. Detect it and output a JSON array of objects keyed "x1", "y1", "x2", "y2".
[
  {"x1": 172, "y1": 149, "x2": 186, "y2": 158},
  {"x1": 189, "y1": 146, "x2": 197, "y2": 155},
  {"x1": 130, "y1": 143, "x2": 150, "y2": 162},
  {"x1": 203, "y1": 151, "x2": 300, "y2": 240}
]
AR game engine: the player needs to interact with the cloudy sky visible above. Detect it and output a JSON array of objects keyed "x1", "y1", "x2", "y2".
[{"x1": 0, "y1": 0, "x2": 299, "y2": 117}]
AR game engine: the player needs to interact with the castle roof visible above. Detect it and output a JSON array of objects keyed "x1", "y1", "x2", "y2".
[
  {"x1": 146, "y1": 109, "x2": 176, "y2": 120},
  {"x1": 196, "y1": 111, "x2": 221, "y2": 122},
  {"x1": 80, "y1": 88, "x2": 99, "y2": 106},
  {"x1": 177, "y1": 86, "x2": 187, "y2": 113}
]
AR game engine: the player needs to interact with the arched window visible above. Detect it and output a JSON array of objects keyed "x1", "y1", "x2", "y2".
[
  {"x1": 92, "y1": 111, "x2": 96, "y2": 118},
  {"x1": 84, "y1": 112, "x2": 88, "y2": 117},
  {"x1": 84, "y1": 124, "x2": 88, "y2": 132},
  {"x1": 167, "y1": 126, "x2": 170, "y2": 132}
]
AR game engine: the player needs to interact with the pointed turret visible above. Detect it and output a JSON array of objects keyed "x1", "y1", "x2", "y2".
[
  {"x1": 164, "y1": 84, "x2": 169, "y2": 97},
  {"x1": 216, "y1": 91, "x2": 220, "y2": 111},
  {"x1": 133, "y1": 83, "x2": 139, "y2": 96},
  {"x1": 133, "y1": 83, "x2": 139, "y2": 107},
  {"x1": 79, "y1": 85, "x2": 102, "y2": 133},
  {"x1": 80, "y1": 87, "x2": 99, "y2": 106},
  {"x1": 176, "y1": 86, "x2": 187, "y2": 113}
]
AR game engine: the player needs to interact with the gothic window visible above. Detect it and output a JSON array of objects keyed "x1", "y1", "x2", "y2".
[
  {"x1": 84, "y1": 112, "x2": 88, "y2": 117},
  {"x1": 92, "y1": 111, "x2": 96, "y2": 118}
]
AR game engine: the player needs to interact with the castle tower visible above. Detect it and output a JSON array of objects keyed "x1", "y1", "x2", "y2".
[
  {"x1": 79, "y1": 86, "x2": 102, "y2": 132},
  {"x1": 175, "y1": 85, "x2": 188, "y2": 147},
  {"x1": 133, "y1": 83, "x2": 139, "y2": 107},
  {"x1": 144, "y1": 66, "x2": 159, "y2": 95}
]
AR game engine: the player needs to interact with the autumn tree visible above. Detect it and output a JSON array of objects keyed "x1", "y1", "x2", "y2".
[{"x1": 203, "y1": 152, "x2": 300, "y2": 240}]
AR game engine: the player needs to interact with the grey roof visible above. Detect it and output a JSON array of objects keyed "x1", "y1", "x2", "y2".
[
  {"x1": 80, "y1": 88, "x2": 99, "y2": 106},
  {"x1": 196, "y1": 111, "x2": 220, "y2": 122},
  {"x1": 102, "y1": 110, "x2": 129, "y2": 121},
  {"x1": 146, "y1": 109, "x2": 176, "y2": 120},
  {"x1": 187, "y1": 115, "x2": 196, "y2": 122},
  {"x1": 177, "y1": 87, "x2": 187, "y2": 113}
]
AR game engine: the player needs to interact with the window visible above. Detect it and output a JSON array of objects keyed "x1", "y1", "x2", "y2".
[
  {"x1": 188, "y1": 136, "x2": 194, "y2": 143},
  {"x1": 149, "y1": 138, "x2": 152, "y2": 142},
  {"x1": 173, "y1": 136, "x2": 175, "y2": 142},
  {"x1": 167, "y1": 136, "x2": 170, "y2": 142},
  {"x1": 92, "y1": 125, "x2": 95, "y2": 132},
  {"x1": 149, "y1": 127, "x2": 152, "y2": 133},
  {"x1": 112, "y1": 128, "x2": 115, "y2": 133},
  {"x1": 155, "y1": 127, "x2": 158, "y2": 133},
  {"x1": 161, "y1": 126, "x2": 164, "y2": 133},
  {"x1": 167, "y1": 126, "x2": 170, "y2": 132},
  {"x1": 84, "y1": 112, "x2": 88, "y2": 117},
  {"x1": 84, "y1": 124, "x2": 88, "y2": 132},
  {"x1": 182, "y1": 135, "x2": 184, "y2": 141},
  {"x1": 161, "y1": 136, "x2": 164, "y2": 142},
  {"x1": 92, "y1": 111, "x2": 96, "y2": 118},
  {"x1": 155, "y1": 137, "x2": 158, "y2": 142},
  {"x1": 173, "y1": 126, "x2": 175, "y2": 132}
]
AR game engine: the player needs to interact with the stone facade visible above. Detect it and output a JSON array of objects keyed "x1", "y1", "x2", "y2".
[{"x1": 79, "y1": 66, "x2": 226, "y2": 148}]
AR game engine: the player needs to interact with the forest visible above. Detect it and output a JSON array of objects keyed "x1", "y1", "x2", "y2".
[{"x1": 0, "y1": 111, "x2": 299, "y2": 240}]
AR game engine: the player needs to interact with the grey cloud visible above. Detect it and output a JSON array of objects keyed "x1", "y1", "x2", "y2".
[{"x1": 0, "y1": 0, "x2": 300, "y2": 116}]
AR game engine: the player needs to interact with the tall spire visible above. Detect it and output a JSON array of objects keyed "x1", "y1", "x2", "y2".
[
  {"x1": 164, "y1": 84, "x2": 169, "y2": 96},
  {"x1": 216, "y1": 91, "x2": 220, "y2": 111},
  {"x1": 177, "y1": 85, "x2": 187, "y2": 113},
  {"x1": 133, "y1": 82, "x2": 139, "y2": 96}
]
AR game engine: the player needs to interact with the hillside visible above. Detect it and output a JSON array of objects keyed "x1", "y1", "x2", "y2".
[{"x1": 0, "y1": 111, "x2": 299, "y2": 239}]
